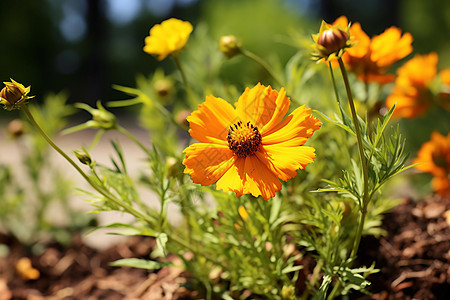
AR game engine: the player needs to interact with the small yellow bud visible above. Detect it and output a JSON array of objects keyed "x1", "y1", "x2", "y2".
[{"x1": 219, "y1": 35, "x2": 242, "y2": 58}]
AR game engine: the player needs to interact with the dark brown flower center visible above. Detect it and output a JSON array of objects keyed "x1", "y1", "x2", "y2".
[{"x1": 227, "y1": 121, "x2": 262, "y2": 158}]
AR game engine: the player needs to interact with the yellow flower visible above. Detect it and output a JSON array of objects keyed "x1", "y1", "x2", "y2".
[
  {"x1": 386, "y1": 53, "x2": 438, "y2": 119},
  {"x1": 182, "y1": 83, "x2": 321, "y2": 200},
  {"x1": 312, "y1": 20, "x2": 351, "y2": 61},
  {"x1": 0, "y1": 79, "x2": 34, "y2": 110},
  {"x1": 412, "y1": 131, "x2": 450, "y2": 197},
  {"x1": 331, "y1": 16, "x2": 413, "y2": 84},
  {"x1": 143, "y1": 18, "x2": 193, "y2": 61}
]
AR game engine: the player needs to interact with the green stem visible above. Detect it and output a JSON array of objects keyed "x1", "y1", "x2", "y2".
[
  {"x1": 337, "y1": 58, "x2": 370, "y2": 258},
  {"x1": 173, "y1": 54, "x2": 189, "y2": 89},
  {"x1": 241, "y1": 49, "x2": 283, "y2": 87},
  {"x1": 328, "y1": 63, "x2": 340, "y2": 104},
  {"x1": 117, "y1": 125, "x2": 152, "y2": 157},
  {"x1": 173, "y1": 54, "x2": 197, "y2": 108}
]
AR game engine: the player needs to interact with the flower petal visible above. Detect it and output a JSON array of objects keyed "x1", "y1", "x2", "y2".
[
  {"x1": 187, "y1": 95, "x2": 237, "y2": 144},
  {"x1": 256, "y1": 145, "x2": 316, "y2": 181},
  {"x1": 235, "y1": 84, "x2": 290, "y2": 132},
  {"x1": 262, "y1": 105, "x2": 321, "y2": 147},
  {"x1": 215, "y1": 155, "x2": 282, "y2": 200},
  {"x1": 371, "y1": 27, "x2": 412, "y2": 68},
  {"x1": 183, "y1": 143, "x2": 235, "y2": 186}
]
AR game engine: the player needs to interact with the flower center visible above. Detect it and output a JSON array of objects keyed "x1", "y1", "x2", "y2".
[{"x1": 227, "y1": 121, "x2": 262, "y2": 158}]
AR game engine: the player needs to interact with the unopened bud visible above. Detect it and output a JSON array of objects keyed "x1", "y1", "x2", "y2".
[
  {"x1": 165, "y1": 156, "x2": 184, "y2": 180},
  {"x1": 175, "y1": 110, "x2": 191, "y2": 128},
  {"x1": 219, "y1": 35, "x2": 242, "y2": 58},
  {"x1": 74, "y1": 150, "x2": 92, "y2": 166},
  {"x1": 154, "y1": 78, "x2": 173, "y2": 97},
  {"x1": 317, "y1": 28, "x2": 349, "y2": 57},
  {"x1": 0, "y1": 79, "x2": 34, "y2": 110},
  {"x1": 7, "y1": 119, "x2": 25, "y2": 138}
]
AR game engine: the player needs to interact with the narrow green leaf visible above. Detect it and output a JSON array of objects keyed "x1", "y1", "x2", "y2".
[
  {"x1": 157, "y1": 233, "x2": 168, "y2": 257},
  {"x1": 110, "y1": 258, "x2": 170, "y2": 270}
]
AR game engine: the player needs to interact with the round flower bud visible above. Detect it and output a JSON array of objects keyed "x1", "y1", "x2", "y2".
[
  {"x1": 219, "y1": 35, "x2": 242, "y2": 58},
  {"x1": 0, "y1": 83, "x2": 23, "y2": 105},
  {"x1": 317, "y1": 28, "x2": 349, "y2": 57},
  {"x1": 154, "y1": 78, "x2": 173, "y2": 97},
  {"x1": 7, "y1": 119, "x2": 25, "y2": 138},
  {"x1": 165, "y1": 156, "x2": 184, "y2": 180},
  {"x1": 0, "y1": 79, "x2": 34, "y2": 110},
  {"x1": 175, "y1": 109, "x2": 191, "y2": 128}
]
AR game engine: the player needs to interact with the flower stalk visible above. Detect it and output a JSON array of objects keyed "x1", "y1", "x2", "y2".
[
  {"x1": 241, "y1": 49, "x2": 283, "y2": 87},
  {"x1": 337, "y1": 57, "x2": 370, "y2": 255}
]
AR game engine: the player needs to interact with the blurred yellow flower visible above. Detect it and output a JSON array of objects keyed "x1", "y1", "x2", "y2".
[
  {"x1": 0, "y1": 79, "x2": 34, "y2": 110},
  {"x1": 183, "y1": 83, "x2": 321, "y2": 200},
  {"x1": 331, "y1": 16, "x2": 413, "y2": 84},
  {"x1": 413, "y1": 131, "x2": 450, "y2": 197},
  {"x1": 143, "y1": 18, "x2": 193, "y2": 61},
  {"x1": 386, "y1": 53, "x2": 438, "y2": 119}
]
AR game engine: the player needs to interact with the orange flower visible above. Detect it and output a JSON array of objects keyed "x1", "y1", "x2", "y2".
[
  {"x1": 182, "y1": 83, "x2": 321, "y2": 200},
  {"x1": 413, "y1": 131, "x2": 450, "y2": 197},
  {"x1": 386, "y1": 53, "x2": 438, "y2": 118},
  {"x1": 331, "y1": 16, "x2": 413, "y2": 84}
]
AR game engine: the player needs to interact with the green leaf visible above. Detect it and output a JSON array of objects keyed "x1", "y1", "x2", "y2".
[
  {"x1": 157, "y1": 233, "x2": 168, "y2": 257},
  {"x1": 85, "y1": 222, "x2": 157, "y2": 237},
  {"x1": 110, "y1": 258, "x2": 170, "y2": 270},
  {"x1": 313, "y1": 110, "x2": 356, "y2": 136}
]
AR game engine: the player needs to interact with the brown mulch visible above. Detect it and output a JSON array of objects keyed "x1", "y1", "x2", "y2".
[
  {"x1": 0, "y1": 195, "x2": 449, "y2": 299},
  {"x1": 357, "y1": 195, "x2": 450, "y2": 300},
  {"x1": 0, "y1": 235, "x2": 197, "y2": 300}
]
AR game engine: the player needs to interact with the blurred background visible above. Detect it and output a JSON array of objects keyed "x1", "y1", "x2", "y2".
[{"x1": 1, "y1": 0, "x2": 448, "y2": 106}]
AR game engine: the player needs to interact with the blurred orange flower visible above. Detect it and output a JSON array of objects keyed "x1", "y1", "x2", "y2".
[
  {"x1": 143, "y1": 18, "x2": 193, "y2": 61},
  {"x1": 439, "y1": 68, "x2": 450, "y2": 100},
  {"x1": 331, "y1": 16, "x2": 413, "y2": 84},
  {"x1": 413, "y1": 131, "x2": 450, "y2": 197},
  {"x1": 183, "y1": 83, "x2": 321, "y2": 200},
  {"x1": 386, "y1": 53, "x2": 438, "y2": 118}
]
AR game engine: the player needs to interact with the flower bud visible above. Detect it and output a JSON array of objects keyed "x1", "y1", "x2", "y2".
[
  {"x1": 0, "y1": 79, "x2": 34, "y2": 110},
  {"x1": 7, "y1": 119, "x2": 25, "y2": 138},
  {"x1": 165, "y1": 156, "x2": 184, "y2": 180},
  {"x1": 91, "y1": 108, "x2": 116, "y2": 130},
  {"x1": 154, "y1": 78, "x2": 173, "y2": 97},
  {"x1": 74, "y1": 150, "x2": 93, "y2": 166},
  {"x1": 175, "y1": 109, "x2": 191, "y2": 128},
  {"x1": 219, "y1": 35, "x2": 242, "y2": 58},
  {"x1": 317, "y1": 28, "x2": 349, "y2": 56},
  {"x1": 312, "y1": 20, "x2": 351, "y2": 61}
]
